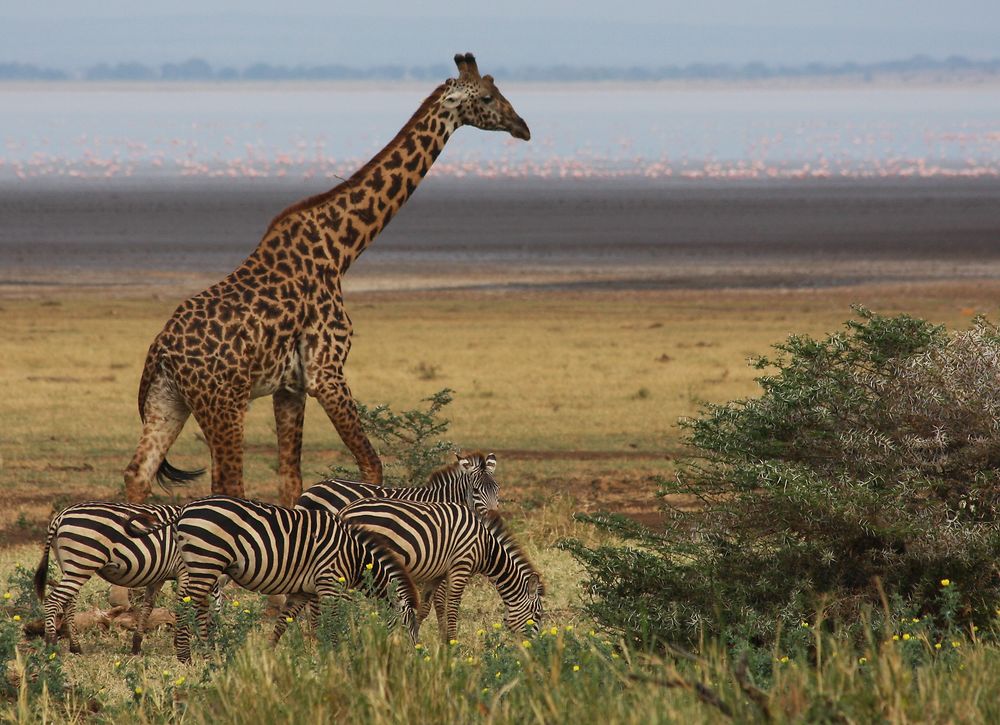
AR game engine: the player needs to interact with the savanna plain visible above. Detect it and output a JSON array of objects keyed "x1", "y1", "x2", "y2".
[{"x1": 2, "y1": 180, "x2": 1000, "y2": 722}]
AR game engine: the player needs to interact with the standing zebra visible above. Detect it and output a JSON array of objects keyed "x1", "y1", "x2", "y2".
[
  {"x1": 338, "y1": 499, "x2": 544, "y2": 642},
  {"x1": 35, "y1": 502, "x2": 185, "y2": 655},
  {"x1": 126, "y1": 496, "x2": 419, "y2": 662},
  {"x1": 298, "y1": 451, "x2": 501, "y2": 518}
]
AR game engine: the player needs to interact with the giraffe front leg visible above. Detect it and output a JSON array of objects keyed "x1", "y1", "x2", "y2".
[
  {"x1": 191, "y1": 396, "x2": 249, "y2": 498},
  {"x1": 273, "y1": 388, "x2": 306, "y2": 508},
  {"x1": 311, "y1": 376, "x2": 382, "y2": 484}
]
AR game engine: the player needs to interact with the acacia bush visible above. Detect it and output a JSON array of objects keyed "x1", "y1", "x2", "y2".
[
  {"x1": 330, "y1": 388, "x2": 455, "y2": 484},
  {"x1": 563, "y1": 309, "x2": 1000, "y2": 650}
]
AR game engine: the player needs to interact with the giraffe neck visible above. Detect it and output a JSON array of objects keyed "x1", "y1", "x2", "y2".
[{"x1": 268, "y1": 85, "x2": 458, "y2": 274}]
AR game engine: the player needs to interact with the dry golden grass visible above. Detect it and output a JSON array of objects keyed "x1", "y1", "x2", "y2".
[{"x1": 1, "y1": 281, "x2": 998, "y2": 528}]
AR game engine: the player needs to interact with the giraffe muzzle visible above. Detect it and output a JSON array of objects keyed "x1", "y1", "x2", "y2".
[{"x1": 509, "y1": 117, "x2": 531, "y2": 141}]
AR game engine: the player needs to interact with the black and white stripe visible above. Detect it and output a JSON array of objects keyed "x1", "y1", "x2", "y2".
[
  {"x1": 35, "y1": 501, "x2": 184, "y2": 655},
  {"x1": 298, "y1": 452, "x2": 500, "y2": 518},
  {"x1": 337, "y1": 499, "x2": 544, "y2": 641},
  {"x1": 126, "y1": 496, "x2": 419, "y2": 662}
]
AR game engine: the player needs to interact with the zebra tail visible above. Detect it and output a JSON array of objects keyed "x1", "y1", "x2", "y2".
[
  {"x1": 34, "y1": 519, "x2": 58, "y2": 601},
  {"x1": 124, "y1": 510, "x2": 180, "y2": 537}
]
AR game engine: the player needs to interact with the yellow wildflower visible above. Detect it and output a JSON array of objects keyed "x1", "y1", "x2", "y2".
[
  {"x1": 892, "y1": 635, "x2": 900, "y2": 641},
  {"x1": 366, "y1": 563, "x2": 374, "y2": 570},
  {"x1": 415, "y1": 643, "x2": 424, "y2": 650},
  {"x1": 572, "y1": 665, "x2": 580, "y2": 672},
  {"x1": 589, "y1": 629, "x2": 596, "y2": 637},
  {"x1": 134, "y1": 687, "x2": 143, "y2": 695},
  {"x1": 466, "y1": 656, "x2": 475, "y2": 664},
  {"x1": 495, "y1": 671, "x2": 502, "y2": 679},
  {"x1": 49, "y1": 652, "x2": 57, "y2": 660},
  {"x1": 522, "y1": 640, "x2": 532, "y2": 649},
  {"x1": 337, "y1": 576, "x2": 346, "y2": 583},
  {"x1": 285, "y1": 616, "x2": 294, "y2": 623},
  {"x1": 423, "y1": 655, "x2": 431, "y2": 662},
  {"x1": 114, "y1": 660, "x2": 121, "y2": 669},
  {"x1": 2, "y1": 593, "x2": 10, "y2": 600},
  {"x1": 182, "y1": 596, "x2": 192, "y2": 603},
  {"x1": 477, "y1": 629, "x2": 486, "y2": 637},
  {"x1": 492, "y1": 622, "x2": 502, "y2": 630},
  {"x1": 611, "y1": 652, "x2": 620, "y2": 660},
  {"x1": 550, "y1": 626, "x2": 559, "y2": 636},
  {"x1": 940, "y1": 579, "x2": 951, "y2": 587},
  {"x1": 779, "y1": 656, "x2": 789, "y2": 664},
  {"x1": 565, "y1": 625, "x2": 573, "y2": 632},
  {"x1": 525, "y1": 619, "x2": 535, "y2": 627},
  {"x1": 482, "y1": 688, "x2": 489, "y2": 694},
  {"x1": 911, "y1": 617, "x2": 920, "y2": 623},
  {"x1": 858, "y1": 657, "x2": 867, "y2": 665},
  {"x1": 935, "y1": 643, "x2": 942, "y2": 650},
  {"x1": 449, "y1": 639, "x2": 459, "y2": 646},
  {"x1": 902, "y1": 633, "x2": 911, "y2": 641},
  {"x1": 800, "y1": 621, "x2": 809, "y2": 628},
  {"x1": 11, "y1": 615, "x2": 20, "y2": 622},
  {"x1": 174, "y1": 676, "x2": 186, "y2": 687},
  {"x1": 231, "y1": 600, "x2": 240, "y2": 608},
  {"x1": 951, "y1": 641, "x2": 961, "y2": 648},
  {"x1": 972, "y1": 625, "x2": 979, "y2": 633},
  {"x1": 242, "y1": 609, "x2": 250, "y2": 614},
  {"x1": 162, "y1": 670, "x2": 171, "y2": 677}
]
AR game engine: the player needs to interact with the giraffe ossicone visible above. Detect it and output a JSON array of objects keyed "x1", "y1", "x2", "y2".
[{"x1": 123, "y1": 52, "x2": 530, "y2": 506}]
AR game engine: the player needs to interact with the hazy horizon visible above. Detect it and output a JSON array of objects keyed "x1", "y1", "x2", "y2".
[{"x1": 3, "y1": 1, "x2": 999, "y2": 69}]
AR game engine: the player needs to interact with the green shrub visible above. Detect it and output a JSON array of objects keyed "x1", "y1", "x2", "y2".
[
  {"x1": 563, "y1": 309, "x2": 1000, "y2": 652},
  {"x1": 331, "y1": 388, "x2": 455, "y2": 484}
]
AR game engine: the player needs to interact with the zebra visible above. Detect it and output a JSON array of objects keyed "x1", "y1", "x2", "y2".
[
  {"x1": 337, "y1": 499, "x2": 544, "y2": 642},
  {"x1": 298, "y1": 451, "x2": 501, "y2": 518},
  {"x1": 125, "y1": 496, "x2": 420, "y2": 662},
  {"x1": 35, "y1": 501, "x2": 186, "y2": 655}
]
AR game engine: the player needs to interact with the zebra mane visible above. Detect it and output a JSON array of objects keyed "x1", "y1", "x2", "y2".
[
  {"x1": 346, "y1": 523, "x2": 420, "y2": 609},
  {"x1": 482, "y1": 511, "x2": 545, "y2": 594},
  {"x1": 427, "y1": 450, "x2": 489, "y2": 485}
]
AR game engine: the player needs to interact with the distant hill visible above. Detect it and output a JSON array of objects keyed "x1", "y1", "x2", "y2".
[{"x1": 2, "y1": 55, "x2": 998, "y2": 83}]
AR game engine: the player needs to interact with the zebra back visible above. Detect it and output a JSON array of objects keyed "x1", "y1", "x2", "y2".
[{"x1": 298, "y1": 451, "x2": 500, "y2": 517}]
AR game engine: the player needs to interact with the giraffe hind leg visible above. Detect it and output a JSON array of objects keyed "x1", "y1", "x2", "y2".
[
  {"x1": 124, "y1": 372, "x2": 195, "y2": 503},
  {"x1": 190, "y1": 397, "x2": 249, "y2": 498},
  {"x1": 311, "y1": 376, "x2": 383, "y2": 484}
]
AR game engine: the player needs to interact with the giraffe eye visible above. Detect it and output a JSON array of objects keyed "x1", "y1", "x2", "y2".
[{"x1": 482, "y1": 95, "x2": 494, "y2": 104}]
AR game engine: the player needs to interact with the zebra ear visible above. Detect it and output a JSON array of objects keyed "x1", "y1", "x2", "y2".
[
  {"x1": 485, "y1": 454, "x2": 497, "y2": 474},
  {"x1": 526, "y1": 572, "x2": 541, "y2": 595},
  {"x1": 457, "y1": 455, "x2": 473, "y2": 471}
]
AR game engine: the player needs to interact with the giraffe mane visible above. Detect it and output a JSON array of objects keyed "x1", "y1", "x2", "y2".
[{"x1": 264, "y1": 84, "x2": 450, "y2": 235}]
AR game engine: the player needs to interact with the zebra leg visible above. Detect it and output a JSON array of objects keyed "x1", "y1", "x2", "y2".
[
  {"x1": 43, "y1": 572, "x2": 89, "y2": 651},
  {"x1": 417, "y1": 579, "x2": 444, "y2": 626},
  {"x1": 441, "y1": 567, "x2": 473, "y2": 644},
  {"x1": 174, "y1": 573, "x2": 216, "y2": 662},
  {"x1": 131, "y1": 582, "x2": 162, "y2": 655},
  {"x1": 273, "y1": 388, "x2": 306, "y2": 507},
  {"x1": 270, "y1": 595, "x2": 311, "y2": 644},
  {"x1": 63, "y1": 598, "x2": 82, "y2": 654}
]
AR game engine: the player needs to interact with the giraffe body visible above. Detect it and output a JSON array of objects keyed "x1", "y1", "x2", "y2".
[{"x1": 124, "y1": 53, "x2": 529, "y2": 505}]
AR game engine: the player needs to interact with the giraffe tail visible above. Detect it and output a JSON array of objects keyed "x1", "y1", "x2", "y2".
[{"x1": 138, "y1": 343, "x2": 205, "y2": 491}]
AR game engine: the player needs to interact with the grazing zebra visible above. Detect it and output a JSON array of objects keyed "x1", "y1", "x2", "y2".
[
  {"x1": 338, "y1": 499, "x2": 544, "y2": 642},
  {"x1": 298, "y1": 451, "x2": 501, "y2": 518},
  {"x1": 126, "y1": 496, "x2": 419, "y2": 662},
  {"x1": 35, "y1": 502, "x2": 185, "y2": 655}
]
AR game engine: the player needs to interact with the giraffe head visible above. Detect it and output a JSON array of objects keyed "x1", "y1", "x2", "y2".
[{"x1": 441, "y1": 52, "x2": 530, "y2": 141}]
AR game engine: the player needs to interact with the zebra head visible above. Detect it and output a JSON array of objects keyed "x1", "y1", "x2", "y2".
[
  {"x1": 503, "y1": 571, "x2": 545, "y2": 636},
  {"x1": 456, "y1": 451, "x2": 500, "y2": 516}
]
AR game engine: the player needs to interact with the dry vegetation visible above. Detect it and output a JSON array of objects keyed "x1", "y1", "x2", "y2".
[{"x1": 0, "y1": 280, "x2": 999, "y2": 721}]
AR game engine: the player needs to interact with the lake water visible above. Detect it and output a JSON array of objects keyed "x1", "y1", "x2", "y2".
[{"x1": 3, "y1": 84, "x2": 1000, "y2": 180}]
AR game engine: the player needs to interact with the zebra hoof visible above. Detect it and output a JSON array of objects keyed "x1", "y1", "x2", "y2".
[{"x1": 69, "y1": 643, "x2": 83, "y2": 655}]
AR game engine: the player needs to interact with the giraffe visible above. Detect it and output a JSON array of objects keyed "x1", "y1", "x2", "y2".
[{"x1": 124, "y1": 53, "x2": 530, "y2": 507}]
